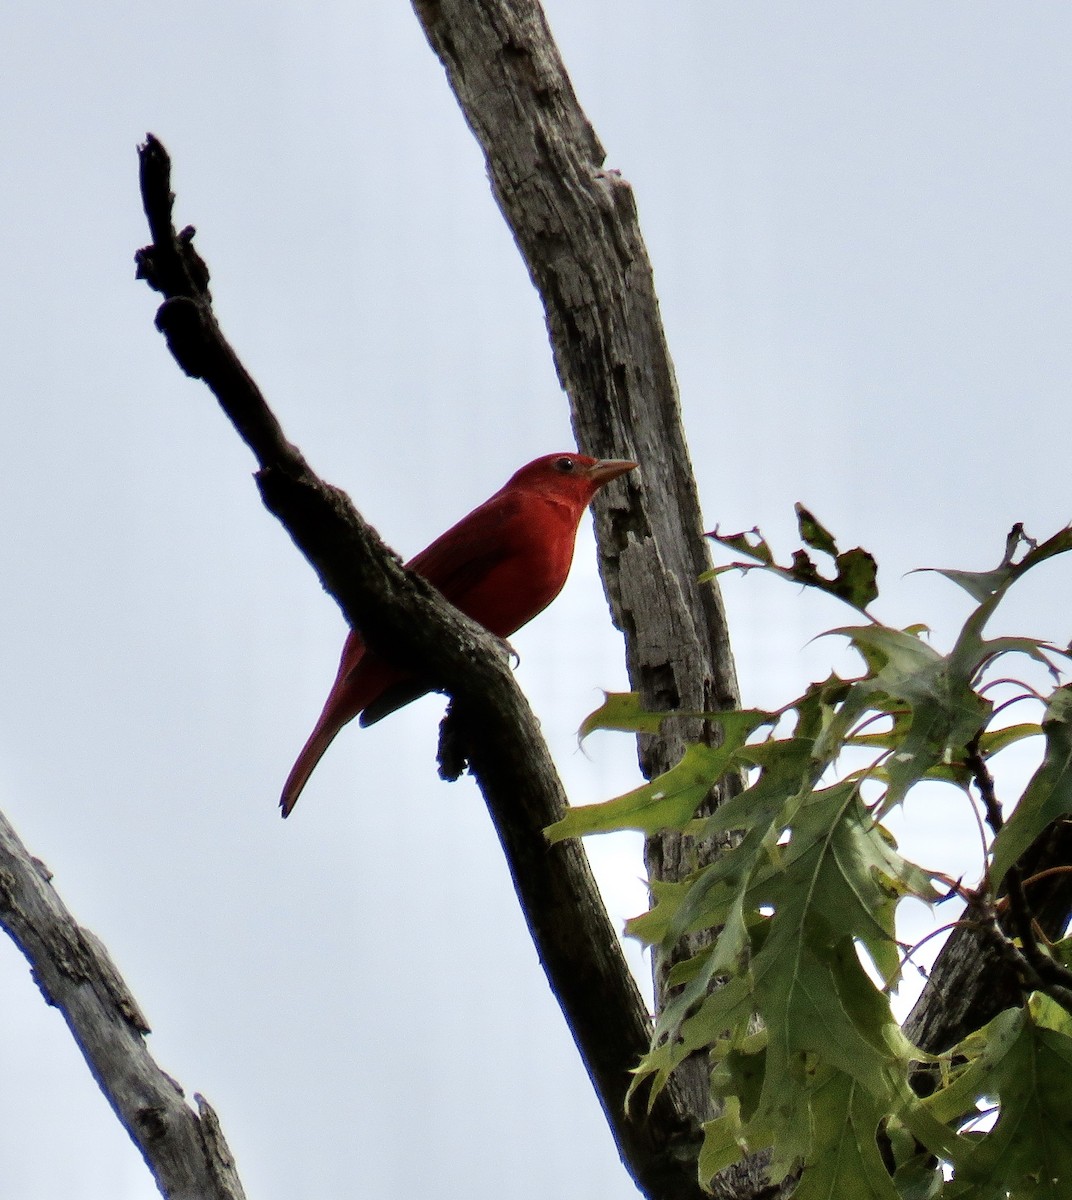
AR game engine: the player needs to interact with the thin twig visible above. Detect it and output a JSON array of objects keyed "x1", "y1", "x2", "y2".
[
  {"x1": 1017, "y1": 865, "x2": 1072, "y2": 893},
  {"x1": 965, "y1": 736, "x2": 1004, "y2": 836},
  {"x1": 888, "y1": 919, "x2": 975, "y2": 991},
  {"x1": 966, "y1": 737, "x2": 1072, "y2": 1014},
  {"x1": 975, "y1": 902, "x2": 1072, "y2": 1014}
]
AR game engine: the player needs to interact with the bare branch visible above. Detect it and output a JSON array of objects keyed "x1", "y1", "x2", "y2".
[
  {"x1": 136, "y1": 136, "x2": 705, "y2": 1200},
  {"x1": 405, "y1": 14, "x2": 763, "y2": 1186},
  {"x1": 966, "y1": 737, "x2": 1005, "y2": 839},
  {"x1": 0, "y1": 809, "x2": 247, "y2": 1200},
  {"x1": 408, "y1": 0, "x2": 740, "y2": 764},
  {"x1": 405, "y1": 6, "x2": 1072, "y2": 1183},
  {"x1": 136, "y1": 137, "x2": 301, "y2": 472}
]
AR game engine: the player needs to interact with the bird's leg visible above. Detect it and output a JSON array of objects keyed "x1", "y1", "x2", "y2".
[{"x1": 493, "y1": 635, "x2": 520, "y2": 669}]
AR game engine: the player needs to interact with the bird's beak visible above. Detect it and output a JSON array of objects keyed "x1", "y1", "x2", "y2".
[{"x1": 587, "y1": 458, "x2": 638, "y2": 486}]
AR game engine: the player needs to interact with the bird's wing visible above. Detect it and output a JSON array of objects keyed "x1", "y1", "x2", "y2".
[
  {"x1": 358, "y1": 677, "x2": 436, "y2": 726},
  {"x1": 406, "y1": 490, "x2": 522, "y2": 607}
]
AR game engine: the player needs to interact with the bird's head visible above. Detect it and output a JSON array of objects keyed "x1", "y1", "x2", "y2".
[{"x1": 507, "y1": 452, "x2": 638, "y2": 506}]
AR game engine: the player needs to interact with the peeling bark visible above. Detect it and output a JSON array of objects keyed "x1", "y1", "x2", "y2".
[{"x1": 0, "y1": 812, "x2": 247, "y2": 1200}]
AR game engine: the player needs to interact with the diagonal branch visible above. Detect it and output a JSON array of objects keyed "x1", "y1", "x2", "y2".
[
  {"x1": 135, "y1": 135, "x2": 705, "y2": 1200},
  {"x1": 0, "y1": 809, "x2": 247, "y2": 1200}
]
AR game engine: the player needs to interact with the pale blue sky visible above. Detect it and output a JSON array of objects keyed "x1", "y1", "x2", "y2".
[{"x1": 1, "y1": 4, "x2": 1070, "y2": 1197}]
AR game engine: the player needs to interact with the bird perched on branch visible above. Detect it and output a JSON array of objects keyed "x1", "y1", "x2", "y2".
[{"x1": 280, "y1": 452, "x2": 637, "y2": 816}]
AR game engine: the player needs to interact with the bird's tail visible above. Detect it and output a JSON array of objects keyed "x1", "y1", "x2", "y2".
[
  {"x1": 279, "y1": 631, "x2": 409, "y2": 816},
  {"x1": 279, "y1": 718, "x2": 342, "y2": 817},
  {"x1": 280, "y1": 630, "x2": 370, "y2": 818}
]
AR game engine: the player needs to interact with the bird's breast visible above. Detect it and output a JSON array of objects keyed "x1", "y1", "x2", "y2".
[{"x1": 462, "y1": 500, "x2": 581, "y2": 638}]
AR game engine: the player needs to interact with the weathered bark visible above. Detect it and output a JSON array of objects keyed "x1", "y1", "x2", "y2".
[
  {"x1": 407, "y1": 3, "x2": 753, "y2": 1161},
  {"x1": 906, "y1": 817, "x2": 1072, "y2": 1058},
  {"x1": 404, "y1": 5, "x2": 1072, "y2": 1191},
  {"x1": 0, "y1": 810, "x2": 247, "y2": 1200},
  {"x1": 407, "y1": 0, "x2": 739, "y2": 757},
  {"x1": 136, "y1": 136, "x2": 705, "y2": 1200}
]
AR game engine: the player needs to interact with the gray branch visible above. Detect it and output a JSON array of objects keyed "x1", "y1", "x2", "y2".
[
  {"x1": 406, "y1": 0, "x2": 1072, "y2": 1184},
  {"x1": 408, "y1": 5, "x2": 780, "y2": 1196},
  {"x1": 0, "y1": 810, "x2": 247, "y2": 1200},
  {"x1": 410, "y1": 0, "x2": 740, "y2": 757}
]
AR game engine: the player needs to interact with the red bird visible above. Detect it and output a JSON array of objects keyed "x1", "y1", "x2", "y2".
[{"x1": 280, "y1": 452, "x2": 637, "y2": 816}]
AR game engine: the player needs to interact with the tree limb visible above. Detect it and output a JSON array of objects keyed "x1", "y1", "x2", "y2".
[
  {"x1": 407, "y1": 0, "x2": 740, "y2": 771},
  {"x1": 0, "y1": 809, "x2": 247, "y2": 1200},
  {"x1": 405, "y1": 8, "x2": 763, "y2": 1178},
  {"x1": 405, "y1": 4, "x2": 1072, "y2": 1185},
  {"x1": 136, "y1": 135, "x2": 705, "y2": 1200},
  {"x1": 398, "y1": 1, "x2": 1072, "y2": 1185},
  {"x1": 906, "y1": 816, "x2": 1072, "y2": 1057}
]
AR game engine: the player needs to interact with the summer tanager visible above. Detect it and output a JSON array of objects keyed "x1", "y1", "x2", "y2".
[{"x1": 280, "y1": 452, "x2": 637, "y2": 815}]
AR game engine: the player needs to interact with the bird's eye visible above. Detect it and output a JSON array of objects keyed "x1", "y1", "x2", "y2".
[{"x1": 554, "y1": 456, "x2": 576, "y2": 472}]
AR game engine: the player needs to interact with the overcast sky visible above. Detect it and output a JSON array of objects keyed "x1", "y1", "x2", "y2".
[{"x1": 2, "y1": 4, "x2": 1071, "y2": 1198}]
